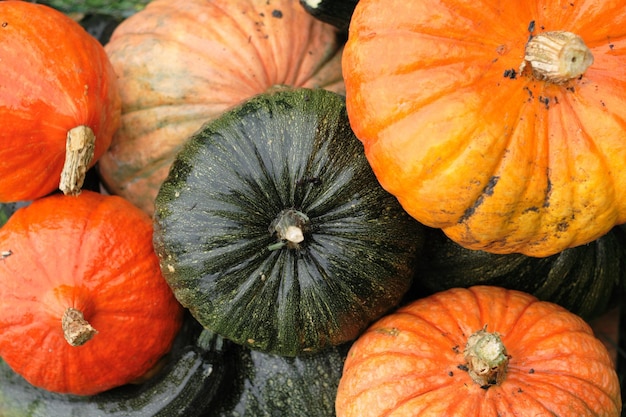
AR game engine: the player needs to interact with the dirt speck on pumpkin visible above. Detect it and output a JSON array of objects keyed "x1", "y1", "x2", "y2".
[
  {"x1": 503, "y1": 68, "x2": 517, "y2": 79},
  {"x1": 272, "y1": 9, "x2": 283, "y2": 18}
]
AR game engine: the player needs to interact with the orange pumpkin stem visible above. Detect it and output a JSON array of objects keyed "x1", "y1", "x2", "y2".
[
  {"x1": 520, "y1": 31, "x2": 594, "y2": 84},
  {"x1": 59, "y1": 125, "x2": 96, "y2": 196},
  {"x1": 463, "y1": 327, "x2": 508, "y2": 387},
  {"x1": 62, "y1": 307, "x2": 97, "y2": 347}
]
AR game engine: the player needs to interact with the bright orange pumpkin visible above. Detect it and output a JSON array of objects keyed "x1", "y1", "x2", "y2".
[
  {"x1": 342, "y1": 0, "x2": 626, "y2": 257},
  {"x1": 0, "y1": 1, "x2": 121, "y2": 202},
  {"x1": 336, "y1": 286, "x2": 621, "y2": 416},
  {"x1": 99, "y1": 0, "x2": 345, "y2": 215},
  {"x1": 0, "y1": 191, "x2": 183, "y2": 396}
]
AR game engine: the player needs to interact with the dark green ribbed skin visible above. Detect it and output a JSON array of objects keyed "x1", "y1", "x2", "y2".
[
  {"x1": 213, "y1": 343, "x2": 349, "y2": 417},
  {"x1": 37, "y1": 0, "x2": 148, "y2": 17},
  {"x1": 414, "y1": 226, "x2": 625, "y2": 320},
  {"x1": 0, "y1": 315, "x2": 225, "y2": 417},
  {"x1": 154, "y1": 87, "x2": 423, "y2": 356}
]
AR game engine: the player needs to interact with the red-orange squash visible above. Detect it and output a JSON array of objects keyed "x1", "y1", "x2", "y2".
[
  {"x1": 336, "y1": 286, "x2": 621, "y2": 416},
  {"x1": 0, "y1": 191, "x2": 183, "y2": 396},
  {"x1": 0, "y1": 1, "x2": 121, "y2": 202},
  {"x1": 342, "y1": 0, "x2": 626, "y2": 257},
  {"x1": 99, "y1": 0, "x2": 345, "y2": 215}
]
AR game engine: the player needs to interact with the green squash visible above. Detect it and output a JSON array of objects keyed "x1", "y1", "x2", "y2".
[
  {"x1": 0, "y1": 201, "x2": 30, "y2": 228},
  {"x1": 0, "y1": 313, "x2": 226, "y2": 417},
  {"x1": 299, "y1": 0, "x2": 358, "y2": 31},
  {"x1": 412, "y1": 226, "x2": 625, "y2": 320},
  {"x1": 211, "y1": 343, "x2": 349, "y2": 417},
  {"x1": 154, "y1": 87, "x2": 424, "y2": 356}
]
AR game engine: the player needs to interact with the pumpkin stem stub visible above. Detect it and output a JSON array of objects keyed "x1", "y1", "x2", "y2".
[
  {"x1": 62, "y1": 307, "x2": 98, "y2": 347},
  {"x1": 268, "y1": 209, "x2": 310, "y2": 250},
  {"x1": 59, "y1": 125, "x2": 96, "y2": 196},
  {"x1": 520, "y1": 31, "x2": 593, "y2": 84},
  {"x1": 463, "y1": 327, "x2": 508, "y2": 387}
]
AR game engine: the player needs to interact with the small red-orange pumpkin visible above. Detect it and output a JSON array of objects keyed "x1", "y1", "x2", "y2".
[
  {"x1": 0, "y1": 191, "x2": 183, "y2": 396},
  {"x1": 336, "y1": 286, "x2": 621, "y2": 416},
  {"x1": 0, "y1": 1, "x2": 121, "y2": 202}
]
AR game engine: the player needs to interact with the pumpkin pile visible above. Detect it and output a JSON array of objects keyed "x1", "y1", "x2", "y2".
[{"x1": 0, "y1": 0, "x2": 625, "y2": 416}]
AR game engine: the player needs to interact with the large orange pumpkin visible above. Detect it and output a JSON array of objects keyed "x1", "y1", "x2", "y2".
[
  {"x1": 99, "y1": 0, "x2": 345, "y2": 215},
  {"x1": 336, "y1": 286, "x2": 621, "y2": 416},
  {"x1": 342, "y1": 0, "x2": 626, "y2": 257},
  {"x1": 0, "y1": 191, "x2": 183, "y2": 396},
  {"x1": 0, "y1": 1, "x2": 121, "y2": 202}
]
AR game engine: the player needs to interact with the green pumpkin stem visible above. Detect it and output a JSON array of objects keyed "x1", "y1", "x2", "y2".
[
  {"x1": 463, "y1": 326, "x2": 508, "y2": 387},
  {"x1": 268, "y1": 208, "x2": 310, "y2": 250},
  {"x1": 62, "y1": 307, "x2": 98, "y2": 347},
  {"x1": 59, "y1": 125, "x2": 96, "y2": 196}
]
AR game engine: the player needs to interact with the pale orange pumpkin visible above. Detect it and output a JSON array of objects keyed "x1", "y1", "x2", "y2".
[
  {"x1": 99, "y1": 0, "x2": 345, "y2": 215},
  {"x1": 342, "y1": 0, "x2": 626, "y2": 256},
  {"x1": 336, "y1": 286, "x2": 621, "y2": 416}
]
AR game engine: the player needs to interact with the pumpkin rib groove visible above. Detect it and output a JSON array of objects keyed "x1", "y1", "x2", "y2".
[
  {"x1": 353, "y1": 0, "x2": 527, "y2": 47},
  {"x1": 490, "y1": 380, "x2": 563, "y2": 416},
  {"x1": 544, "y1": 97, "x2": 608, "y2": 245},
  {"x1": 451, "y1": 83, "x2": 551, "y2": 235},
  {"x1": 507, "y1": 375, "x2": 614, "y2": 415},
  {"x1": 565, "y1": 92, "x2": 618, "y2": 185},
  {"x1": 345, "y1": 373, "x2": 455, "y2": 416},
  {"x1": 478, "y1": 286, "x2": 538, "y2": 338},
  {"x1": 195, "y1": 0, "x2": 274, "y2": 86},
  {"x1": 65, "y1": 199, "x2": 158, "y2": 295},
  {"x1": 358, "y1": 72, "x2": 485, "y2": 148}
]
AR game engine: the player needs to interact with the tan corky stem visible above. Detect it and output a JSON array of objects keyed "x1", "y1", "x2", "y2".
[
  {"x1": 59, "y1": 125, "x2": 96, "y2": 196},
  {"x1": 520, "y1": 31, "x2": 594, "y2": 84},
  {"x1": 62, "y1": 307, "x2": 97, "y2": 347},
  {"x1": 464, "y1": 327, "x2": 508, "y2": 386}
]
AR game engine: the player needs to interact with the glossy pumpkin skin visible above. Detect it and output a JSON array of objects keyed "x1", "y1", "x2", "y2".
[
  {"x1": 0, "y1": 191, "x2": 183, "y2": 396},
  {"x1": 0, "y1": 1, "x2": 120, "y2": 202},
  {"x1": 413, "y1": 226, "x2": 625, "y2": 320},
  {"x1": 99, "y1": 0, "x2": 345, "y2": 215},
  {"x1": 336, "y1": 286, "x2": 622, "y2": 416},
  {"x1": 342, "y1": 0, "x2": 626, "y2": 256},
  {"x1": 213, "y1": 342, "x2": 349, "y2": 416},
  {"x1": 299, "y1": 0, "x2": 359, "y2": 31},
  {"x1": 154, "y1": 87, "x2": 423, "y2": 356},
  {"x1": 0, "y1": 313, "x2": 225, "y2": 417}
]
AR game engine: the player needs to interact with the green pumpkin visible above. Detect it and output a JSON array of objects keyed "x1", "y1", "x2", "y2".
[
  {"x1": 298, "y1": 0, "x2": 359, "y2": 31},
  {"x1": 212, "y1": 344, "x2": 349, "y2": 416},
  {"x1": 0, "y1": 202, "x2": 30, "y2": 228},
  {"x1": 0, "y1": 314, "x2": 226, "y2": 417},
  {"x1": 153, "y1": 87, "x2": 423, "y2": 356},
  {"x1": 412, "y1": 226, "x2": 625, "y2": 320}
]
